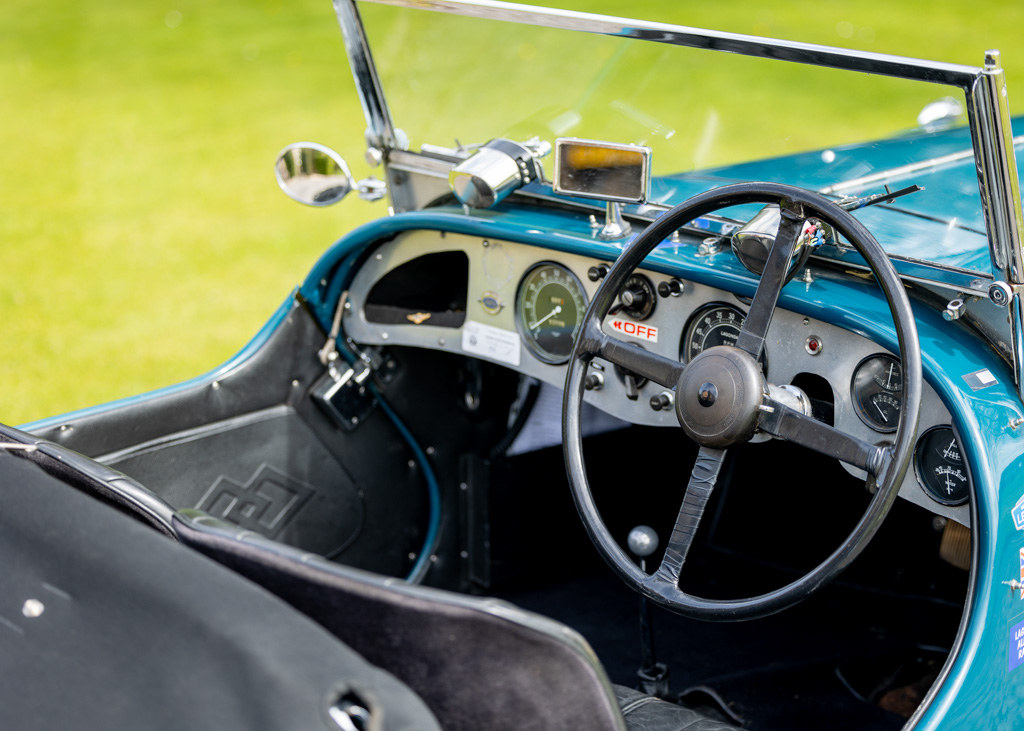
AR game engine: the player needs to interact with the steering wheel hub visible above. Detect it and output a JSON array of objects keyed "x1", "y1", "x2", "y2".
[{"x1": 676, "y1": 346, "x2": 765, "y2": 448}]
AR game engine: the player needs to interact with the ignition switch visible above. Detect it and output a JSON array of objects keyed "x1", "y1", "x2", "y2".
[{"x1": 609, "y1": 274, "x2": 657, "y2": 320}]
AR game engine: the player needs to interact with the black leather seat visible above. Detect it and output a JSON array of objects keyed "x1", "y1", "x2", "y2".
[{"x1": 174, "y1": 510, "x2": 741, "y2": 731}]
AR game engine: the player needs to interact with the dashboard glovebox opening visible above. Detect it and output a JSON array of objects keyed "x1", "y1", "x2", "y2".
[{"x1": 365, "y1": 250, "x2": 468, "y2": 328}]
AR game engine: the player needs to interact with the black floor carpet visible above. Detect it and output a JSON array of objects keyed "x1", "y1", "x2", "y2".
[{"x1": 493, "y1": 566, "x2": 952, "y2": 730}]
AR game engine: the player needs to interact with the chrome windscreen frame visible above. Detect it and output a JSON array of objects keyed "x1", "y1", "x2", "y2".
[{"x1": 332, "y1": 0, "x2": 1024, "y2": 396}]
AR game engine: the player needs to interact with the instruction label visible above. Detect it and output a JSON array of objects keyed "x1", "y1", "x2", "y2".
[{"x1": 462, "y1": 320, "x2": 521, "y2": 367}]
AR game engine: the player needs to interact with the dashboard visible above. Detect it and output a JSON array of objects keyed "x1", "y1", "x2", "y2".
[{"x1": 344, "y1": 229, "x2": 969, "y2": 527}]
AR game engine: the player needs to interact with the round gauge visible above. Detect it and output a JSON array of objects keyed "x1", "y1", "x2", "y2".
[
  {"x1": 681, "y1": 303, "x2": 767, "y2": 373},
  {"x1": 851, "y1": 354, "x2": 903, "y2": 433},
  {"x1": 516, "y1": 263, "x2": 588, "y2": 364},
  {"x1": 915, "y1": 426, "x2": 969, "y2": 506}
]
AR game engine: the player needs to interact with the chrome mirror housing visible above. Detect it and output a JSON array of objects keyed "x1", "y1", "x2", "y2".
[
  {"x1": 553, "y1": 138, "x2": 651, "y2": 205},
  {"x1": 275, "y1": 142, "x2": 354, "y2": 207},
  {"x1": 731, "y1": 204, "x2": 832, "y2": 275},
  {"x1": 448, "y1": 138, "x2": 548, "y2": 209},
  {"x1": 917, "y1": 97, "x2": 965, "y2": 132}
]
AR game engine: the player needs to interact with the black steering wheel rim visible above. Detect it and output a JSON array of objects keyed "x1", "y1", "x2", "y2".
[{"x1": 562, "y1": 182, "x2": 922, "y2": 621}]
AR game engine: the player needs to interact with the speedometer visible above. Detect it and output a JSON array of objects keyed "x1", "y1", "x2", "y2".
[
  {"x1": 681, "y1": 303, "x2": 766, "y2": 373},
  {"x1": 516, "y1": 263, "x2": 587, "y2": 364}
]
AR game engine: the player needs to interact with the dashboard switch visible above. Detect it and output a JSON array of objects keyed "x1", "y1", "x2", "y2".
[
  {"x1": 588, "y1": 264, "x2": 610, "y2": 282},
  {"x1": 657, "y1": 278, "x2": 684, "y2": 298},
  {"x1": 649, "y1": 391, "x2": 674, "y2": 411}
]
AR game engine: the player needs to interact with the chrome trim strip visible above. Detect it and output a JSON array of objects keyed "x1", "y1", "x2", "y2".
[
  {"x1": 388, "y1": 149, "x2": 458, "y2": 178},
  {"x1": 359, "y1": 0, "x2": 981, "y2": 84},
  {"x1": 333, "y1": 0, "x2": 400, "y2": 151},
  {"x1": 966, "y1": 53, "x2": 1024, "y2": 284},
  {"x1": 1013, "y1": 295, "x2": 1024, "y2": 389},
  {"x1": 964, "y1": 52, "x2": 1024, "y2": 397}
]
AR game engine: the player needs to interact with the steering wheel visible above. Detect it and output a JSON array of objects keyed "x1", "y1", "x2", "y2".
[{"x1": 562, "y1": 182, "x2": 921, "y2": 621}]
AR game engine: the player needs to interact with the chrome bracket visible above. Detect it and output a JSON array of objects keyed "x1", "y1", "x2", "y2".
[
  {"x1": 598, "y1": 201, "x2": 632, "y2": 240},
  {"x1": 0, "y1": 443, "x2": 38, "y2": 452}
]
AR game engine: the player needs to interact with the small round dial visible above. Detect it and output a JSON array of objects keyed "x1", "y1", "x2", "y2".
[
  {"x1": 681, "y1": 303, "x2": 767, "y2": 373},
  {"x1": 851, "y1": 354, "x2": 903, "y2": 433},
  {"x1": 915, "y1": 426, "x2": 969, "y2": 506},
  {"x1": 615, "y1": 274, "x2": 657, "y2": 320},
  {"x1": 516, "y1": 263, "x2": 587, "y2": 364}
]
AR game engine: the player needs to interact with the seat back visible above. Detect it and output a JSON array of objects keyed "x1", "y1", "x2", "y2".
[{"x1": 173, "y1": 509, "x2": 627, "y2": 731}]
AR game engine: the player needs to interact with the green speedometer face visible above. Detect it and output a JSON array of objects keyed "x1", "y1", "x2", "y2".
[{"x1": 516, "y1": 263, "x2": 587, "y2": 364}]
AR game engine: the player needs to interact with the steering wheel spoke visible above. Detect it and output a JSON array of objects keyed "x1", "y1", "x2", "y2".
[
  {"x1": 653, "y1": 446, "x2": 728, "y2": 587},
  {"x1": 734, "y1": 202, "x2": 805, "y2": 361},
  {"x1": 585, "y1": 320, "x2": 684, "y2": 388},
  {"x1": 758, "y1": 398, "x2": 890, "y2": 476}
]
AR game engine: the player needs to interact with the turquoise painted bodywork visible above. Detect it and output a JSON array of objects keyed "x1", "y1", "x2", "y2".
[
  {"x1": 299, "y1": 205, "x2": 1024, "y2": 729},
  {"x1": 24, "y1": 152, "x2": 1024, "y2": 726}
]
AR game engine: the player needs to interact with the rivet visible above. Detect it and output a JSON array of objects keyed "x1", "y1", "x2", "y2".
[{"x1": 22, "y1": 599, "x2": 44, "y2": 618}]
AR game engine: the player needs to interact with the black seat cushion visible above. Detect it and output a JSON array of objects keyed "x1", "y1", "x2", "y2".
[{"x1": 174, "y1": 510, "x2": 743, "y2": 731}]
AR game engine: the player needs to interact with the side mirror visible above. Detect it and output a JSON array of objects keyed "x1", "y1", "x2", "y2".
[
  {"x1": 917, "y1": 97, "x2": 965, "y2": 132},
  {"x1": 275, "y1": 143, "x2": 354, "y2": 207}
]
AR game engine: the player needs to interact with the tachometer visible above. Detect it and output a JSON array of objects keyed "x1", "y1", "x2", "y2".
[
  {"x1": 915, "y1": 426, "x2": 969, "y2": 506},
  {"x1": 516, "y1": 263, "x2": 587, "y2": 364},
  {"x1": 851, "y1": 354, "x2": 903, "y2": 433},
  {"x1": 681, "y1": 303, "x2": 766, "y2": 373}
]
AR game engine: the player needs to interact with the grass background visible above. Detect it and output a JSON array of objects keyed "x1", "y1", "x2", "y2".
[{"x1": 2, "y1": 0, "x2": 1023, "y2": 425}]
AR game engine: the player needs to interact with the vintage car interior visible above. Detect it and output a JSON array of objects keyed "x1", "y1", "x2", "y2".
[{"x1": 6, "y1": 1, "x2": 1024, "y2": 730}]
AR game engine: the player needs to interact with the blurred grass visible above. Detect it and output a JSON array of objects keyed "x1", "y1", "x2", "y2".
[{"x1": 2, "y1": 0, "x2": 1023, "y2": 425}]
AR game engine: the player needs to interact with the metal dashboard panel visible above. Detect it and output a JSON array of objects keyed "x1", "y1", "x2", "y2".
[{"x1": 345, "y1": 229, "x2": 968, "y2": 526}]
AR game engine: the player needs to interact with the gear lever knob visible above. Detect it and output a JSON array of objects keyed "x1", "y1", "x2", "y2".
[{"x1": 627, "y1": 525, "x2": 659, "y2": 558}]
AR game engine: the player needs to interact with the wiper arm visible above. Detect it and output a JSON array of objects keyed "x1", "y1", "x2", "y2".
[{"x1": 838, "y1": 184, "x2": 923, "y2": 211}]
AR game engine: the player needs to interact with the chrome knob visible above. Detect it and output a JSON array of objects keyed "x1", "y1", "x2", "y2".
[{"x1": 627, "y1": 525, "x2": 659, "y2": 558}]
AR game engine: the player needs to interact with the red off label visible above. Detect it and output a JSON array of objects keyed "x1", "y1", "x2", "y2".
[{"x1": 610, "y1": 318, "x2": 658, "y2": 343}]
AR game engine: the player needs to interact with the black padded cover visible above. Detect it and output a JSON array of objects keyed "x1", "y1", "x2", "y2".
[
  {"x1": 173, "y1": 510, "x2": 629, "y2": 731},
  {"x1": 0, "y1": 451, "x2": 438, "y2": 731}
]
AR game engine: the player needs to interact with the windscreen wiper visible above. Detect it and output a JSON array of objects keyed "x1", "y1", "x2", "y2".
[{"x1": 838, "y1": 184, "x2": 923, "y2": 211}]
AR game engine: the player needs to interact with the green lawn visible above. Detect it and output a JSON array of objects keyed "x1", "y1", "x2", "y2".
[{"x1": 2, "y1": 0, "x2": 1022, "y2": 425}]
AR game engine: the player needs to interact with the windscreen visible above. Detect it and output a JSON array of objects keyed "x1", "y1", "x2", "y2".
[{"x1": 361, "y1": 3, "x2": 996, "y2": 275}]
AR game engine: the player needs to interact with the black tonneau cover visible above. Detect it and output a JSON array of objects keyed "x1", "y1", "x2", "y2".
[{"x1": 0, "y1": 450, "x2": 437, "y2": 730}]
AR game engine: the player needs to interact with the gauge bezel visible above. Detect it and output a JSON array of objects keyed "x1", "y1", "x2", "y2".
[
  {"x1": 850, "y1": 353, "x2": 903, "y2": 434},
  {"x1": 680, "y1": 302, "x2": 766, "y2": 373},
  {"x1": 515, "y1": 261, "x2": 588, "y2": 365},
  {"x1": 914, "y1": 425, "x2": 969, "y2": 507}
]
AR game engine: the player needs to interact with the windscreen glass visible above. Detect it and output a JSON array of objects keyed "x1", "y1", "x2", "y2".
[{"x1": 361, "y1": 3, "x2": 998, "y2": 276}]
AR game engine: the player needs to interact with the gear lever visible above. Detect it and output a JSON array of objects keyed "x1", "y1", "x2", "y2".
[{"x1": 627, "y1": 525, "x2": 671, "y2": 698}]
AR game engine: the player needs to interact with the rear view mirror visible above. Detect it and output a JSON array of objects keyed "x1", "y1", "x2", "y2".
[
  {"x1": 275, "y1": 142, "x2": 354, "y2": 207},
  {"x1": 553, "y1": 139, "x2": 651, "y2": 204}
]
